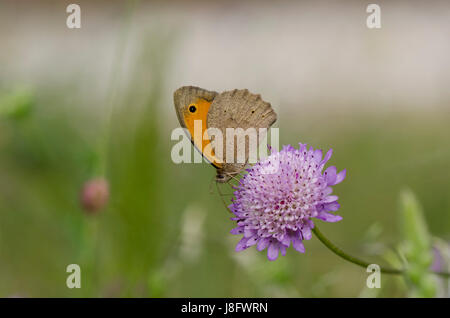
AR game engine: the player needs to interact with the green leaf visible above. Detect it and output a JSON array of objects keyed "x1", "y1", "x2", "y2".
[{"x1": 398, "y1": 189, "x2": 437, "y2": 297}]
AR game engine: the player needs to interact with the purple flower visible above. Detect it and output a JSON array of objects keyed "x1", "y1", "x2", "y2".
[{"x1": 229, "y1": 143, "x2": 346, "y2": 261}]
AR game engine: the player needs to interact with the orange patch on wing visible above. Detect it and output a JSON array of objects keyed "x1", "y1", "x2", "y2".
[{"x1": 183, "y1": 98, "x2": 223, "y2": 168}]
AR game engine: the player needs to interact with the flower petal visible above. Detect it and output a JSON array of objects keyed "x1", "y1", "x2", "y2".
[
  {"x1": 323, "y1": 195, "x2": 339, "y2": 203},
  {"x1": 280, "y1": 234, "x2": 291, "y2": 247},
  {"x1": 317, "y1": 211, "x2": 342, "y2": 222},
  {"x1": 313, "y1": 149, "x2": 323, "y2": 163},
  {"x1": 302, "y1": 226, "x2": 312, "y2": 240},
  {"x1": 323, "y1": 187, "x2": 333, "y2": 195},
  {"x1": 334, "y1": 169, "x2": 346, "y2": 185},
  {"x1": 235, "y1": 237, "x2": 249, "y2": 251},
  {"x1": 321, "y1": 149, "x2": 333, "y2": 165},
  {"x1": 292, "y1": 238, "x2": 305, "y2": 253},
  {"x1": 230, "y1": 227, "x2": 243, "y2": 235},
  {"x1": 324, "y1": 166, "x2": 337, "y2": 185},
  {"x1": 324, "y1": 202, "x2": 340, "y2": 212},
  {"x1": 244, "y1": 228, "x2": 255, "y2": 238},
  {"x1": 246, "y1": 236, "x2": 258, "y2": 247},
  {"x1": 257, "y1": 238, "x2": 270, "y2": 251},
  {"x1": 267, "y1": 243, "x2": 280, "y2": 261},
  {"x1": 279, "y1": 244, "x2": 287, "y2": 256}
]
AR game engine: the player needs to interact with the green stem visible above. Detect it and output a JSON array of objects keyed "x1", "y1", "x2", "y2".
[
  {"x1": 97, "y1": 0, "x2": 138, "y2": 177},
  {"x1": 312, "y1": 226, "x2": 450, "y2": 278}
]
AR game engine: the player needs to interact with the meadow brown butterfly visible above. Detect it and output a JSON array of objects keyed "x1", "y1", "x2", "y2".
[{"x1": 174, "y1": 86, "x2": 277, "y2": 183}]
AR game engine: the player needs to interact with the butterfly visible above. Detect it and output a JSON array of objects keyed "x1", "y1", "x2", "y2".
[{"x1": 174, "y1": 86, "x2": 277, "y2": 183}]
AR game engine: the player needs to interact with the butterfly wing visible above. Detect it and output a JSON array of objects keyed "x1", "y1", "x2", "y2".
[
  {"x1": 207, "y1": 89, "x2": 277, "y2": 176},
  {"x1": 173, "y1": 86, "x2": 221, "y2": 167},
  {"x1": 174, "y1": 86, "x2": 218, "y2": 129}
]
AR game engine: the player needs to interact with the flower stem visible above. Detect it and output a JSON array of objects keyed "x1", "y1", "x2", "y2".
[{"x1": 312, "y1": 226, "x2": 450, "y2": 278}]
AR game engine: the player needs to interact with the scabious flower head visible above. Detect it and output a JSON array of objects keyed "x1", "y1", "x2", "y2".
[{"x1": 229, "y1": 143, "x2": 346, "y2": 261}]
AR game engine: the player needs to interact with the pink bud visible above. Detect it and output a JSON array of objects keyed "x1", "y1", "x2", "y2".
[{"x1": 80, "y1": 178, "x2": 109, "y2": 213}]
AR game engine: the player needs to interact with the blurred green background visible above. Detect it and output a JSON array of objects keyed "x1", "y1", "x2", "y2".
[{"x1": 0, "y1": 0, "x2": 449, "y2": 297}]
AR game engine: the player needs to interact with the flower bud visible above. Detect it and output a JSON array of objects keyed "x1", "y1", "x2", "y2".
[{"x1": 80, "y1": 178, "x2": 109, "y2": 213}]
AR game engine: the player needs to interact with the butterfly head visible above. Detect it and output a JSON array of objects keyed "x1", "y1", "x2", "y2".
[{"x1": 215, "y1": 172, "x2": 231, "y2": 183}]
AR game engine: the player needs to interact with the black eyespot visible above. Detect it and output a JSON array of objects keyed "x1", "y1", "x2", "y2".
[{"x1": 189, "y1": 105, "x2": 197, "y2": 113}]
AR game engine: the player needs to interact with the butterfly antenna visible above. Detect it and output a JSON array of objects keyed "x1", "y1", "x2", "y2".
[
  {"x1": 227, "y1": 163, "x2": 250, "y2": 184},
  {"x1": 237, "y1": 170, "x2": 247, "y2": 178},
  {"x1": 226, "y1": 172, "x2": 242, "y2": 184},
  {"x1": 237, "y1": 159, "x2": 251, "y2": 177}
]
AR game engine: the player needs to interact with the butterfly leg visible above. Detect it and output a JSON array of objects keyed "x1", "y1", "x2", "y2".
[
  {"x1": 215, "y1": 182, "x2": 233, "y2": 214},
  {"x1": 208, "y1": 175, "x2": 216, "y2": 195}
]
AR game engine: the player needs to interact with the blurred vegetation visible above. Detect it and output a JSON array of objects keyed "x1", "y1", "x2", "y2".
[
  {"x1": 0, "y1": 10, "x2": 449, "y2": 299},
  {"x1": 398, "y1": 189, "x2": 437, "y2": 297}
]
